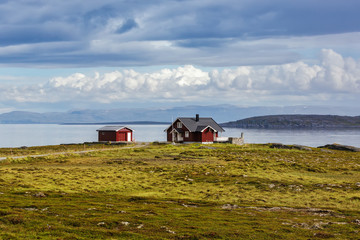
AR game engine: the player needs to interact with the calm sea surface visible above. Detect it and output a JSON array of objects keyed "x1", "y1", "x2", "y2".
[{"x1": 0, "y1": 124, "x2": 360, "y2": 148}]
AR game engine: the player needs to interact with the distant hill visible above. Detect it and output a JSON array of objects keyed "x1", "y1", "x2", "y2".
[
  {"x1": 0, "y1": 105, "x2": 359, "y2": 124},
  {"x1": 221, "y1": 115, "x2": 360, "y2": 129},
  {"x1": 61, "y1": 121, "x2": 170, "y2": 125}
]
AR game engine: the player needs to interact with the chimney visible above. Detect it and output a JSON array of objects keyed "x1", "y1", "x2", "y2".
[{"x1": 196, "y1": 114, "x2": 199, "y2": 122}]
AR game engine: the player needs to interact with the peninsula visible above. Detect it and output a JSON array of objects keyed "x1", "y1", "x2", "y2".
[{"x1": 221, "y1": 114, "x2": 360, "y2": 129}]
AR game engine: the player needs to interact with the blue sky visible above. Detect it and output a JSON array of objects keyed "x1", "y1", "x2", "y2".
[{"x1": 0, "y1": 0, "x2": 360, "y2": 113}]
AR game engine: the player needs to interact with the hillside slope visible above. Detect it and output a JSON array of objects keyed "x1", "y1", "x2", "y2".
[
  {"x1": 0, "y1": 143, "x2": 359, "y2": 239},
  {"x1": 221, "y1": 114, "x2": 360, "y2": 129}
]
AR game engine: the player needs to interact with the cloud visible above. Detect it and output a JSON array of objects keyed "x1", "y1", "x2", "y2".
[
  {"x1": 0, "y1": 0, "x2": 360, "y2": 67},
  {"x1": 209, "y1": 49, "x2": 360, "y2": 96},
  {"x1": 115, "y1": 19, "x2": 139, "y2": 34},
  {"x1": 41, "y1": 65, "x2": 210, "y2": 102},
  {"x1": 1, "y1": 49, "x2": 359, "y2": 107},
  {"x1": 312, "y1": 49, "x2": 360, "y2": 93}
]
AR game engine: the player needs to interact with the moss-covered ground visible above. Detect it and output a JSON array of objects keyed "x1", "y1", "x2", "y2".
[{"x1": 0, "y1": 143, "x2": 359, "y2": 239}]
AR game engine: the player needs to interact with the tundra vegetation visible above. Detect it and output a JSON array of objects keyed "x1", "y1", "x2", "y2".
[{"x1": 0, "y1": 142, "x2": 359, "y2": 239}]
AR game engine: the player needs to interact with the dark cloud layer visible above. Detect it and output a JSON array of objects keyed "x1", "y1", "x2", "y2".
[{"x1": 0, "y1": 0, "x2": 359, "y2": 67}]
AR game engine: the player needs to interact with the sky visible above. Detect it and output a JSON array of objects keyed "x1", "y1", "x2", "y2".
[{"x1": 1, "y1": 0, "x2": 360, "y2": 113}]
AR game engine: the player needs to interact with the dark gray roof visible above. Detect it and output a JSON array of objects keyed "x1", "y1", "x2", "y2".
[
  {"x1": 96, "y1": 126, "x2": 132, "y2": 131},
  {"x1": 178, "y1": 117, "x2": 225, "y2": 132}
]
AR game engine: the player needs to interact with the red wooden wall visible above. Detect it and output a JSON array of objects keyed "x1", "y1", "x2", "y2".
[
  {"x1": 98, "y1": 128, "x2": 132, "y2": 142},
  {"x1": 116, "y1": 128, "x2": 132, "y2": 141},
  {"x1": 201, "y1": 127, "x2": 215, "y2": 142},
  {"x1": 99, "y1": 131, "x2": 117, "y2": 142}
]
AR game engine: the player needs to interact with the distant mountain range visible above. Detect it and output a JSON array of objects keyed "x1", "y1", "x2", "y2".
[
  {"x1": 0, "y1": 105, "x2": 359, "y2": 124},
  {"x1": 221, "y1": 115, "x2": 360, "y2": 129}
]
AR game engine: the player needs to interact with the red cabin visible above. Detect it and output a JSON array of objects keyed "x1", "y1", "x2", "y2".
[
  {"x1": 97, "y1": 126, "x2": 133, "y2": 142},
  {"x1": 165, "y1": 114, "x2": 225, "y2": 143}
]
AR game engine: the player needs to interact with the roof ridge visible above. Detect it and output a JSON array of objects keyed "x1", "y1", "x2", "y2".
[{"x1": 179, "y1": 117, "x2": 213, "y2": 119}]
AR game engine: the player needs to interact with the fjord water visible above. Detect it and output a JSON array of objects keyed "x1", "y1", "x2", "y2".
[{"x1": 0, "y1": 124, "x2": 360, "y2": 148}]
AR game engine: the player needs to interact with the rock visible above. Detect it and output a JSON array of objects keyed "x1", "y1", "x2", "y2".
[
  {"x1": 221, "y1": 204, "x2": 239, "y2": 210},
  {"x1": 311, "y1": 222, "x2": 323, "y2": 229},
  {"x1": 318, "y1": 144, "x2": 360, "y2": 152},
  {"x1": 24, "y1": 208, "x2": 38, "y2": 211},
  {"x1": 167, "y1": 229, "x2": 176, "y2": 234},
  {"x1": 161, "y1": 226, "x2": 176, "y2": 234},
  {"x1": 182, "y1": 204, "x2": 198, "y2": 208},
  {"x1": 269, "y1": 143, "x2": 312, "y2": 151},
  {"x1": 269, "y1": 143, "x2": 292, "y2": 149},
  {"x1": 121, "y1": 221, "x2": 130, "y2": 226},
  {"x1": 33, "y1": 192, "x2": 46, "y2": 198},
  {"x1": 292, "y1": 144, "x2": 312, "y2": 151}
]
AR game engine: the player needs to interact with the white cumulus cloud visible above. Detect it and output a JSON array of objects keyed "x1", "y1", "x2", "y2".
[{"x1": 1, "y1": 49, "x2": 359, "y2": 107}]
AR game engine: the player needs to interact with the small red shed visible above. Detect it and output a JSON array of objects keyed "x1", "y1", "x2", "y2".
[{"x1": 97, "y1": 126, "x2": 133, "y2": 142}]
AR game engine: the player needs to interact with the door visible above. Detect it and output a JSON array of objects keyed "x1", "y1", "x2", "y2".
[
  {"x1": 127, "y1": 132, "x2": 132, "y2": 141},
  {"x1": 172, "y1": 132, "x2": 181, "y2": 142}
]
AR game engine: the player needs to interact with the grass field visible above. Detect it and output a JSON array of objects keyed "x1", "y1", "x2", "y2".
[{"x1": 0, "y1": 142, "x2": 359, "y2": 239}]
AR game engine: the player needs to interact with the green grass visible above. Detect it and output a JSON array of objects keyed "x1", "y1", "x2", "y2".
[
  {"x1": 0, "y1": 143, "x2": 359, "y2": 239},
  {"x1": 0, "y1": 142, "x2": 134, "y2": 158}
]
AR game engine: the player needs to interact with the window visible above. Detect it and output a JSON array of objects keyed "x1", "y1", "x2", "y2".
[
  {"x1": 185, "y1": 131, "x2": 189, "y2": 138},
  {"x1": 177, "y1": 122, "x2": 182, "y2": 128}
]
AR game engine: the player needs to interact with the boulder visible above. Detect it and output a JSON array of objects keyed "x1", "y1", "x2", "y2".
[
  {"x1": 318, "y1": 144, "x2": 360, "y2": 152},
  {"x1": 269, "y1": 143, "x2": 312, "y2": 151}
]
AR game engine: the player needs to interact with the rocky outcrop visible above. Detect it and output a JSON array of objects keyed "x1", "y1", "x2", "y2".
[
  {"x1": 318, "y1": 144, "x2": 360, "y2": 152},
  {"x1": 268, "y1": 143, "x2": 360, "y2": 152},
  {"x1": 269, "y1": 143, "x2": 312, "y2": 151}
]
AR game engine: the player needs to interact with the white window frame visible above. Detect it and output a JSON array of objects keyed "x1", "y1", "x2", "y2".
[
  {"x1": 177, "y1": 122, "x2": 182, "y2": 128},
  {"x1": 185, "y1": 131, "x2": 189, "y2": 138}
]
